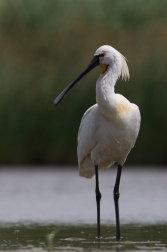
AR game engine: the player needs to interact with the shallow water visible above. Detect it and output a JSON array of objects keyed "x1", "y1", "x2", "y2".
[
  {"x1": 0, "y1": 167, "x2": 166, "y2": 224},
  {"x1": 0, "y1": 167, "x2": 166, "y2": 251},
  {"x1": 0, "y1": 224, "x2": 166, "y2": 251}
]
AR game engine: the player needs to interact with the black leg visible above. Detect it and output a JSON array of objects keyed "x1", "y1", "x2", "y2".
[
  {"x1": 113, "y1": 164, "x2": 122, "y2": 241},
  {"x1": 95, "y1": 165, "x2": 101, "y2": 238}
]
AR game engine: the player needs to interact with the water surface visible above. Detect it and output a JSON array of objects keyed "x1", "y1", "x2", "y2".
[
  {"x1": 0, "y1": 167, "x2": 166, "y2": 251},
  {"x1": 0, "y1": 224, "x2": 166, "y2": 251},
  {"x1": 0, "y1": 167, "x2": 166, "y2": 224}
]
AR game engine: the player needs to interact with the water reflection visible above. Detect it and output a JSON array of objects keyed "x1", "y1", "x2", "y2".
[{"x1": 0, "y1": 224, "x2": 166, "y2": 251}]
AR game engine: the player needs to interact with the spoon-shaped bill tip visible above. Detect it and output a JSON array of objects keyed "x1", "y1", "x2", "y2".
[
  {"x1": 53, "y1": 88, "x2": 67, "y2": 106},
  {"x1": 53, "y1": 98, "x2": 60, "y2": 106}
]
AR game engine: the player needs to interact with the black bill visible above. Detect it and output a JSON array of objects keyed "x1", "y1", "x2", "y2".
[{"x1": 53, "y1": 55, "x2": 99, "y2": 106}]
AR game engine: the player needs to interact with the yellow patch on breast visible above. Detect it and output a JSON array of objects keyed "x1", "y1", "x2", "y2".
[
  {"x1": 116, "y1": 101, "x2": 131, "y2": 114},
  {"x1": 99, "y1": 63, "x2": 108, "y2": 73}
]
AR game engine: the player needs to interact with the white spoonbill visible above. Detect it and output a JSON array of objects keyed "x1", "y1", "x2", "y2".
[{"x1": 54, "y1": 45, "x2": 141, "y2": 241}]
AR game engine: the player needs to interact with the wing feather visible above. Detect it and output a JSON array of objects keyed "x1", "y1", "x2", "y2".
[{"x1": 77, "y1": 104, "x2": 98, "y2": 167}]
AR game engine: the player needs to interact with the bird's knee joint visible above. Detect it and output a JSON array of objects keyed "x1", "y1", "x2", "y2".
[
  {"x1": 113, "y1": 191, "x2": 120, "y2": 200},
  {"x1": 96, "y1": 190, "x2": 102, "y2": 201}
]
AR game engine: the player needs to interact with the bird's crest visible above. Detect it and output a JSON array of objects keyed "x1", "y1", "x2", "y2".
[{"x1": 120, "y1": 55, "x2": 130, "y2": 81}]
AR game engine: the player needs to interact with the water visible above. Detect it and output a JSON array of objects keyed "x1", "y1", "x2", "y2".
[
  {"x1": 0, "y1": 167, "x2": 166, "y2": 251},
  {"x1": 0, "y1": 224, "x2": 166, "y2": 251}
]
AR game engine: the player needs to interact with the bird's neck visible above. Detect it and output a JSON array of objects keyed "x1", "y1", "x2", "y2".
[{"x1": 96, "y1": 67, "x2": 118, "y2": 117}]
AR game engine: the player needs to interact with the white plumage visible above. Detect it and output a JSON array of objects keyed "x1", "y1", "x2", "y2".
[
  {"x1": 77, "y1": 45, "x2": 140, "y2": 178},
  {"x1": 54, "y1": 45, "x2": 141, "y2": 240}
]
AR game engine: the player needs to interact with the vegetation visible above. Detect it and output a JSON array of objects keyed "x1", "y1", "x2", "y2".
[{"x1": 0, "y1": 0, "x2": 167, "y2": 165}]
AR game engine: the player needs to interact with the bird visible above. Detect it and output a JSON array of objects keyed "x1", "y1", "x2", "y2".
[{"x1": 54, "y1": 45, "x2": 141, "y2": 241}]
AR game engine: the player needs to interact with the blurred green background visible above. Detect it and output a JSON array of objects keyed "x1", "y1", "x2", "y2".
[{"x1": 0, "y1": 0, "x2": 167, "y2": 166}]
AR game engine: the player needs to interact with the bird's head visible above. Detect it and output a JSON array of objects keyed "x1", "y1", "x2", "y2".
[
  {"x1": 94, "y1": 45, "x2": 130, "y2": 80},
  {"x1": 54, "y1": 45, "x2": 129, "y2": 106}
]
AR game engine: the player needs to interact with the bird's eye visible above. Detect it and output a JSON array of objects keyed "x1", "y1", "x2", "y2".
[{"x1": 99, "y1": 53, "x2": 104, "y2": 57}]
